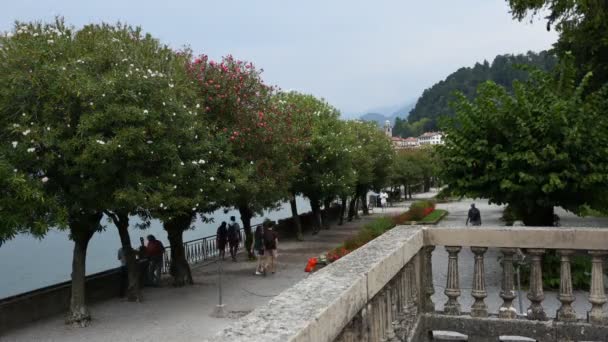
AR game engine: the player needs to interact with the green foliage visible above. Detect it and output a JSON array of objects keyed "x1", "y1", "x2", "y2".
[
  {"x1": 508, "y1": 0, "x2": 608, "y2": 93},
  {"x1": 409, "y1": 200, "x2": 435, "y2": 220},
  {"x1": 283, "y1": 92, "x2": 356, "y2": 203},
  {"x1": 420, "y1": 209, "x2": 447, "y2": 223},
  {"x1": 520, "y1": 251, "x2": 591, "y2": 290},
  {"x1": 342, "y1": 216, "x2": 395, "y2": 251},
  {"x1": 438, "y1": 59, "x2": 608, "y2": 225},
  {"x1": 400, "y1": 51, "x2": 557, "y2": 134}
]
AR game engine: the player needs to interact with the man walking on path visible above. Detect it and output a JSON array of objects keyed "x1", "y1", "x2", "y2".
[
  {"x1": 263, "y1": 221, "x2": 279, "y2": 274},
  {"x1": 466, "y1": 203, "x2": 482, "y2": 226},
  {"x1": 216, "y1": 222, "x2": 228, "y2": 260},
  {"x1": 227, "y1": 216, "x2": 241, "y2": 262}
]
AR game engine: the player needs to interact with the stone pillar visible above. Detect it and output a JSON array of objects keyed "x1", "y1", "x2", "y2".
[
  {"x1": 499, "y1": 248, "x2": 518, "y2": 319},
  {"x1": 422, "y1": 246, "x2": 435, "y2": 313},
  {"x1": 556, "y1": 249, "x2": 576, "y2": 322},
  {"x1": 379, "y1": 291, "x2": 387, "y2": 342},
  {"x1": 588, "y1": 250, "x2": 608, "y2": 325},
  {"x1": 444, "y1": 246, "x2": 461, "y2": 315},
  {"x1": 526, "y1": 248, "x2": 547, "y2": 321},
  {"x1": 385, "y1": 285, "x2": 398, "y2": 342},
  {"x1": 470, "y1": 247, "x2": 488, "y2": 318}
]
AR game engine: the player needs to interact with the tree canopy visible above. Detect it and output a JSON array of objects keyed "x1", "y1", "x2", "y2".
[{"x1": 438, "y1": 61, "x2": 608, "y2": 225}]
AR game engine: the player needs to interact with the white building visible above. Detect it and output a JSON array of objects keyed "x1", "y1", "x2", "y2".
[
  {"x1": 417, "y1": 132, "x2": 443, "y2": 145},
  {"x1": 383, "y1": 120, "x2": 392, "y2": 138}
]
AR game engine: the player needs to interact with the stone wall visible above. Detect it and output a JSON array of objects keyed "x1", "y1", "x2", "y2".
[
  {"x1": 0, "y1": 260, "x2": 147, "y2": 333},
  {"x1": 209, "y1": 226, "x2": 425, "y2": 342},
  {"x1": 274, "y1": 206, "x2": 342, "y2": 238}
]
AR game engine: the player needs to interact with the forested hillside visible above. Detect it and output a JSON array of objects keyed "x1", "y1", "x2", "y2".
[{"x1": 394, "y1": 51, "x2": 557, "y2": 137}]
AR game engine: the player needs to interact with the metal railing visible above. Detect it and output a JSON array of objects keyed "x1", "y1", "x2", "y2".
[{"x1": 162, "y1": 225, "x2": 261, "y2": 274}]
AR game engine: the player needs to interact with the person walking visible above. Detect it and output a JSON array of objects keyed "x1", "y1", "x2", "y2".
[
  {"x1": 263, "y1": 221, "x2": 279, "y2": 274},
  {"x1": 466, "y1": 203, "x2": 482, "y2": 226},
  {"x1": 216, "y1": 221, "x2": 228, "y2": 260},
  {"x1": 254, "y1": 224, "x2": 265, "y2": 275},
  {"x1": 227, "y1": 216, "x2": 241, "y2": 262},
  {"x1": 145, "y1": 235, "x2": 165, "y2": 286}
]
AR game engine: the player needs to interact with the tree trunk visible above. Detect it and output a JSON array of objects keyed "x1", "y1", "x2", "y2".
[
  {"x1": 348, "y1": 196, "x2": 357, "y2": 221},
  {"x1": 424, "y1": 177, "x2": 431, "y2": 192},
  {"x1": 238, "y1": 205, "x2": 255, "y2": 259},
  {"x1": 338, "y1": 196, "x2": 347, "y2": 226},
  {"x1": 360, "y1": 192, "x2": 369, "y2": 215},
  {"x1": 164, "y1": 213, "x2": 195, "y2": 286},
  {"x1": 112, "y1": 211, "x2": 141, "y2": 301},
  {"x1": 289, "y1": 194, "x2": 303, "y2": 240},
  {"x1": 521, "y1": 205, "x2": 555, "y2": 226},
  {"x1": 310, "y1": 197, "x2": 323, "y2": 233},
  {"x1": 323, "y1": 199, "x2": 332, "y2": 229},
  {"x1": 66, "y1": 212, "x2": 102, "y2": 326}
]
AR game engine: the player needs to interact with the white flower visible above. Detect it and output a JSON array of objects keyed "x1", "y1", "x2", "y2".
[
  {"x1": 6, "y1": 32, "x2": 13, "y2": 38},
  {"x1": 62, "y1": 67, "x2": 66, "y2": 71},
  {"x1": 173, "y1": 185, "x2": 177, "y2": 189},
  {"x1": 250, "y1": 161, "x2": 254, "y2": 165},
  {"x1": 102, "y1": 93, "x2": 106, "y2": 97},
  {"x1": 22, "y1": 129, "x2": 31, "y2": 136},
  {"x1": 199, "y1": 159, "x2": 205, "y2": 164},
  {"x1": 22, "y1": 113, "x2": 26, "y2": 117},
  {"x1": 118, "y1": 144, "x2": 122, "y2": 148},
  {"x1": 162, "y1": 102, "x2": 166, "y2": 106},
  {"x1": 172, "y1": 173, "x2": 176, "y2": 177},
  {"x1": 47, "y1": 39, "x2": 54, "y2": 44},
  {"x1": 199, "y1": 188, "x2": 203, "y2": 192},
  {"x1": 12, "y1": 123, "x2": 20, "y2": 127},
  {"x1": 27, "y1": 147, "x2": 35, "y2": 153},
  {"x1": 196, "y1": 104, "x2": 200, "y2": 108},
  {"x1": 180, "y1": 162, "x2": 184, "y2": 166},
  {"x1": 147, "y1": 140, "x2": 153, "y2": 144},
  {"x1": 143, "y1": 110, "x2": 148, "y2": 114},
  {"x1": 41, "y1": 177, "x2": 49, "y2": 183},
  {"x1": 96, "y1": 140, "x2": 106, "y2": 145},
  {"x1": 210, "y1": 177, "x2": 214, "y2": 181},
  {"x1": 169, "y1": 83, "x2": 174, "y2": 88},
  {"x1": 159, "y1": 203, "x2": 164, "y2": 208},
  {"x1": 89, "y1": 102, "x2": 94, "y2": 106},
  {"x1": 11, "y1": 141, "x2": 18, "y2": 148},
  {"x1": 46, "y1": 127, "x2": 51, "y2": 131},
  {"x1": 13, "y1": 169, "x2": 17, "y2": 173},
  {"x1": 143, "y1": 75, "x2": 148, "y2": 79}
]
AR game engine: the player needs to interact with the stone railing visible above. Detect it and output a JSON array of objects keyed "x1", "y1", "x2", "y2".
[{"x1": 210, "y1": 226, "x2": 608, "y2": 342}]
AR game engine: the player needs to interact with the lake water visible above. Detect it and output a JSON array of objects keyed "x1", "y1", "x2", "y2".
[{"x1": 0, "y1": 197, "x2": 311, "y2": 299}]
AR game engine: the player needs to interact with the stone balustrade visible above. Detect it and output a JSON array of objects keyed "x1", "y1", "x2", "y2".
[{"x1": 210, "y1": 226, "x2": 608, "y2": 342}]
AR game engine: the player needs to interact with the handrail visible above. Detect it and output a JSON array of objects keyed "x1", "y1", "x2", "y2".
[{"x1": 162, "y1": 223, "x2": 263, "y2": 274}]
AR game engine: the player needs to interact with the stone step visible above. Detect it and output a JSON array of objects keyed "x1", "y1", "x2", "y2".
[{"x1": 432, "y1": 331, "x2": 536, "y2": 342}]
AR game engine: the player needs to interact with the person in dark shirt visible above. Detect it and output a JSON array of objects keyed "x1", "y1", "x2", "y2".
[
  {"x1": 227, "y1": 216, "x2": 241, "y2": 262},
  {"x1": 216, "y1": 222, "x2": 228, "y2": 260},
  {"x1": 146, "y1": 235, "x2": 165, "y2": 286},
  {"x1": 263, "y1": 221, "x2": 278, "y2": 274},
  {"x1": 466, "y1": 203, "x2": 482, "y2": 226}
]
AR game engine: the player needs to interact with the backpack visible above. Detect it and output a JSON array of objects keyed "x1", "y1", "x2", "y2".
[
  {"x1": 227, "y1": 223, "x2": 239, "y2": 241},
  {"x1": 470, "y1": 208, "x2": 480, "y2": 222},
  {"x1": 264, "y1": 229, "x2": 277, "y2": 250}
]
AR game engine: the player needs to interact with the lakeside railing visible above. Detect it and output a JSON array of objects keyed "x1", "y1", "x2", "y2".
[
  {"x1": 212, "y1": 226, "x2": 608, "y2": 342},
  {"x1": 162, "y1": 225, "x2": 260, "y2": 274}
]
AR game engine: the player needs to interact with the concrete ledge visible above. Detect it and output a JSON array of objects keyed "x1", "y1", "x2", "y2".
[
  {"x1": 210, "y1": 226, "x2": 424, "y2": 342},
  {"x1": 421, "y1": 313, "x2": 608, "y2": 341},
  {"x1": 424, "y1": 226, "x2": 608, "y2": 250}
]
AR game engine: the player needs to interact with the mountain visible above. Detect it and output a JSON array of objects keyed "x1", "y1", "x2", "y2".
[
  {"x1": 358, "y1": 101, "x2": 415, "y2": 127},
  {"x1": 405, "y1": 50, "x2": 558, "y2": 131}
]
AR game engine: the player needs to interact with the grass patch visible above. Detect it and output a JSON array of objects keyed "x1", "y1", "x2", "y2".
[{"x1": 420, "y1": 209, "x2": 447, "y2": 223}]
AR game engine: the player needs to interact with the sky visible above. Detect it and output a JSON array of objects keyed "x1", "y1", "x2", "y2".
[{"x1": 1, "y1": 0, "x2": 557, "y2": 117}]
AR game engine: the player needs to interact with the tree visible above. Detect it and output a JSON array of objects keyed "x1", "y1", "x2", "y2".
[
  {"x1": 508, "y1": 0, "x2": 608, "y2": 92},
  {"x1": 345, "y1": 121, "x2": 394, "y2": 218},
  {"x1": 0, "y1": 20, "x2": 195, "y2": 322},
  {"x1": 438, "y1": 61, "x2": 608, "y2": 225},
  {"x1": 188, "y1": 55, "x2": 298, "y2": 258},
  {"x1": 391, "y1": 151, "x2": 424, "y2": 199},
  {"x1": 282, "y1": 92, "x2": 356, "y2": 235}
]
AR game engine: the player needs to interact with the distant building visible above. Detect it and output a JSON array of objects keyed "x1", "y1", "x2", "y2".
[
  {"x1": 383, "y1": 120, "x2": 392, "y2": 138},
  {"x1": 417, "y1": 132, "x2": 443, "y2": 145}
]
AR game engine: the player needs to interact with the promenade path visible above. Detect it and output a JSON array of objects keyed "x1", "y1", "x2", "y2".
[
  {"x1": 3, "y1": 195, "x2": 430, "y2": 342},
  {"x1": 6, "y1": 193, "x2": 608, "y2": 341}
]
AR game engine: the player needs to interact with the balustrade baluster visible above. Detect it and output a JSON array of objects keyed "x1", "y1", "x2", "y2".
[
  {"x1": 499, "y1": 248, "x2": 517, "y2": 319},
  {"x1": 423, "y1": 246, "x2": 435, "y2": 313},
  {"x1": 470, "y1": 247, "x2": 488, "y2": 318},
  {"x1": 556, "y1": 249, "x2": 576, "y2": 322},
  {"x1": 588, "y1": 250, "x2": 608, "y2": 324},
  {"x1": 526, "y1": 248, "x2": 547, "y2": 321},
  {"x1": 444, "y1": 246, "x2": 461, "y2": 315},
  {"x1": 379, "y1": 291, "x2": 387, "y2": 341},
  {"x1": 385, "y1": 285, "x2": 397, "y2": 342},
  {"x1": 184, "y1": 243, "x2": 190, "y2": 263}
]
